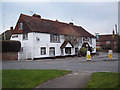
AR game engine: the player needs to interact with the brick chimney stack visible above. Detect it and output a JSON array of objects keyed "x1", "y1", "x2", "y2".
[
  {"x1": 113, "y1": 29, "x2": 115, "y2": 35},
  {"x1": 10, "y1": 26, "x2": 13, "y2": 34}
]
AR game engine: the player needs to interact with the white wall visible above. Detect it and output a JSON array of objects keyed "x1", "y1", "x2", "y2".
[
  {"x1": 11, "y1": 32, "x2": 96, "y2": 59},
  {"x1": 33, "y1": 33, "x2": 63, "y2": 58},
  {"x1": 33, "y1": 33, "x2": 76, "y2": 58},
  {"x1": 10, "y1": 33, "x2": 34, "y2": 59},
  {"x1": 92, "y1": 38, "x2": 96, "y2": 53}
]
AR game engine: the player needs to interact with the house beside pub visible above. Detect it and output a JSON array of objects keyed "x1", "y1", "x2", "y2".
[
  {"x1": 96, "y1": 31, "x2": 118, "y2": 51},
  {"x1": 10, "y1": 14, "x2": 96, "y2": 60}
]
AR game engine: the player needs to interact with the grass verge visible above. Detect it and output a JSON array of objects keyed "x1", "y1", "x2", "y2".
[
  {"x1": 2, "y1": 69, "x2": 71, "y2": 88},
  {"x1": 85, "y1": 72, "x2": 119, "y2": 88}
]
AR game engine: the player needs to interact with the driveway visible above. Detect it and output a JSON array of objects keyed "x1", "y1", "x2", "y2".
[{"x1": 37, "y1": 71, "x2": 92, "y2": 88}]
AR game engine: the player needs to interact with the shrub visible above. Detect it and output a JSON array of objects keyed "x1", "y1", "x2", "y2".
[
  {"x1": 79, "y1": 47, "x2": 87, "y2": 57},
  {"x1": 88, "y1": 46, "x2": 93, "y2": 52},
  {"x1": 103, "y1": 45, "x2": 111, "y2": 50},
  {"x1": 2, "y1": 40, "x2": 21, "y2": 52}
]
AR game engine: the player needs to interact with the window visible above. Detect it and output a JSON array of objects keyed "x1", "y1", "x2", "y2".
[
  {"x1": 106, "y1": 41, "x2": 110, "y2": 45},
  {"x1": 65, "y1": 47, "x2": 71, "y2": 54},
  {"x1": 18, "y1": 22, "x2": 23, "y2": 30},
  {"x1": 20, "y1": 47, "x2": 23, "y2": 52},
  {"x1": 96, "y1": 42, "x2": 100, "y2": 45},
  {"x1": 23, "y1": 33, "x2": 28, "y2": 40},
  {"x1": 90, "y1": 38, "x2": 92, "y2": 44},
  {"x1": 41, "y1": 47, "x2": 46, "y2": 55},
  {"x1": 49, "y1": 47, "x2": 55, "y2": 56},
  {"x1": 50, "y1": 34, "x2": 60, "y2": 43}
]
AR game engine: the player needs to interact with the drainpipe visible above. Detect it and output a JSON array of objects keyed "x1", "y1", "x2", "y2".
[{"x1": 32, "y1": 32, "x2": 35, "y2": 60}]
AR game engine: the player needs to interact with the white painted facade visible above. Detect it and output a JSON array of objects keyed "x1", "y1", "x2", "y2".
[{"x1": 11, "y1": 32, "x2": 96, "y2": 60}]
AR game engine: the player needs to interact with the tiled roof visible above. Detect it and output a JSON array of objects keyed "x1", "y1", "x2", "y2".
[
  {"x1": 14, "y1": 14, "x2": 95, "y2": 38},
  {"x1": 98, "y1": 34, "x2": 118, "y2": 41},
  {"x1": 1, "y1": 30, "x2": 12, "y2": 40}
]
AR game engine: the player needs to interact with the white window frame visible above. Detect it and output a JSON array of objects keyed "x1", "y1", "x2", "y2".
[
  {"x1": 23, "y1": 33, "x2": 28, "y2": 40},
  {"x1": 50, "y1": 34, "x2": 60, "y2": 43},
  {"x1": 18, "y1": 22, "x2": 23, "y2": 30},
  {"x1": 65, "y1": 47, "x2": 71, "y2": 54},
  {"x1": 41, "y1": 47, "x2": 46, "y2": 55}
]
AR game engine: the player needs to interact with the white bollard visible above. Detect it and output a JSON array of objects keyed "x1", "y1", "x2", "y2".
[
  {"x1": 86, "y1": 51, "x2": 91, "y2": 61},
  {"x1": 108, "y1": 50, "x2": 113, "y2": 59}
]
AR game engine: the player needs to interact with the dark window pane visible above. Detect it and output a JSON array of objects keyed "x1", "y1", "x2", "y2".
[
  {"x1": 50, "y1": 34, "x2": 60, "y2": 43},
  {"x1": 41, "y1": 47, "x2": 46, "y2": 55},
  {"x1": 65, "y1": 47, "x2": 71, "y2": 54}
]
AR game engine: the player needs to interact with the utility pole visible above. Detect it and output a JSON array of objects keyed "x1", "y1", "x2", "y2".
[
  {"x1": 115, "y1": 24, "x2": 117, "y2": 35},
  {"x1": 4, "y1": 32, "x2": 6, "y2": 40},
  {"x1": 3, "y1": 14, "x2": 6, "y2": 40}
]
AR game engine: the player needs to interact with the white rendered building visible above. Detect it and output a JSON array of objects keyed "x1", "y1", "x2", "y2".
[{"x1": 11, "y1": 14, "x2": 96, "y2": 60}]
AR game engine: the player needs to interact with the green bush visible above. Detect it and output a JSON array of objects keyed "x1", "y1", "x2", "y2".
[
  {"x1": 88, "y1": 46, "x2": 93, "y2": 52},
  {"x1": 79, "y1": 47, "x2": 87, "y2": 56},
  {"x1": 103, "y1": 45, "x2": 111, "y2": 50},
  {"x1": 2, "y1": 40, "x2": 21, "y2": 52}
]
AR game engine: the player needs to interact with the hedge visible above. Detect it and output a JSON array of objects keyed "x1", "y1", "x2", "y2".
[{"x1": 1, "y1": 40, "x2": 21, "y2": 52}]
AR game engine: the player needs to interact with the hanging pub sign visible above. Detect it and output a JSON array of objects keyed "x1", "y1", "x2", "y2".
[
  {"x1": 12, "y1": 35, "x2": 18, "y2": 38},
  {"x1": 83, "y1": 37, "x2": 89, "y2": 42}
]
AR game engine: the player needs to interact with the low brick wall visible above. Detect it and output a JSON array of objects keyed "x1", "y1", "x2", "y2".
[{"x1": 1, "y1": 52, "x2": 18, "y2": 60}]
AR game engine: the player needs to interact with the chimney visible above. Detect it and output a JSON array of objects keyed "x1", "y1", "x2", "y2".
[
  {"x1": 32, "y1": 14, "x2": 41, "y2": 18},
  {"x1": 113, "y1": 29, "x2": 115, "y2": 35},
  {"x1": 10, "y1": 26, "x2": 13, "y2": 34},
  {"x1": 56, "y1": 19, "x2": 59, "y2": 22},
  {"x1": 69, "y1": 22, "x2": 73, "y2": 25},
  {"x1": 10, "y1": 26, "x2": 13, "y2": 31}
]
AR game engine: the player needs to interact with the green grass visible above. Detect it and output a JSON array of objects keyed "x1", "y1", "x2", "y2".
[
  {"x1": 2, "y1": 69, "x2": 71, "y2": 88},
  {"x1": 85, "y1": 72, "x2": 119, "y2": 88}
]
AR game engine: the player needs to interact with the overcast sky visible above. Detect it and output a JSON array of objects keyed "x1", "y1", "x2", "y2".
[{"x1": 0, "y1": 0, "x2": 119, "y2": 35}]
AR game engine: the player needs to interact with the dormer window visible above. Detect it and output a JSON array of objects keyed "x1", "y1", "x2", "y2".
[
  {"x1": 18, "y1": 22, "x2": 23, "y2": 30},
  {"x1": 50, "y1": 34, "x2": 60, "y2": 43}
]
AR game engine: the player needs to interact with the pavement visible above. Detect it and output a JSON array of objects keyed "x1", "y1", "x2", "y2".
[
  {"x1": 2, "y1": 52, "x2": 119, "y2": 88},
  {"x1": 37, "y1": 71, "x2": 92, "y2": 88}
]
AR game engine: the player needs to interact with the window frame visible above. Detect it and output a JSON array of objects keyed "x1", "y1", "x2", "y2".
[
  {"x1": 65, "y1": 47, "x2": 71, "y2": 54},
  {"x1": 50, "y1": 34, "x2": 60, "y2": 43},
  {"x1": 41, "y1": 47, "x2": 46, "y2": 55},
  {"x1": 23, "y1": 33, "x2": 28, "y2": 40},
  {"x1": 20, "y1": 47, "x2": 23, "y2": 52},
  {"x1": 49, "y1": 47, "x2": 55, "y2": 56},
  {"x1": 18, "y1": 22, "x2": 23, "y2": 30}
]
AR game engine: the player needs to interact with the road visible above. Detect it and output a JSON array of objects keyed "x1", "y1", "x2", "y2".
[{"x1": 2, "y1": 52, "x2": 119, "y2": 72}]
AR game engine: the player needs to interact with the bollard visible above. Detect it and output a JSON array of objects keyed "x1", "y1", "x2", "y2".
[
  {"x1": 86, "y1": 51, "x2": 91, "y2": 61},
  {"x1": 108, "y1": 50, "x2": 113, "y2": 59}
]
